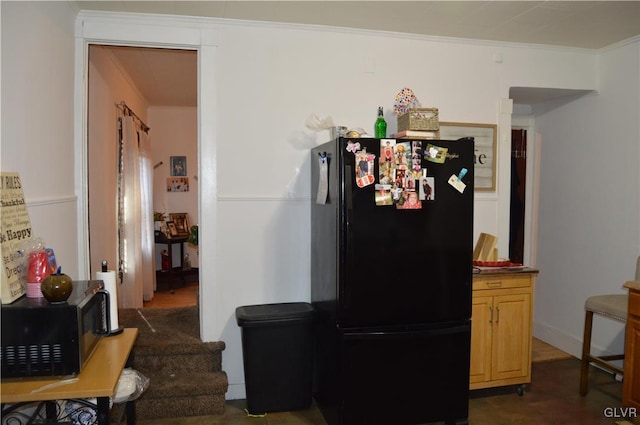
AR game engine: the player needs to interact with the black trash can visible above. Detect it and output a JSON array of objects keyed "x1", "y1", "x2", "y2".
[{"x1": 235, "y1": 302, "x2": 315, "y2": 415}]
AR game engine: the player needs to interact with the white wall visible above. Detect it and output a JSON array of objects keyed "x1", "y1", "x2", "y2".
[
  {"x1": 148, "y1": 106, "x2": 199, "y2": 268},
  {"x1": 0, "y1": 2, "x2": 79, "y2": 282},
  {"x1": 4, "y1": 3, "x2": 639, "y2": 401},
  {"x1": 87, "y1": 46, "x2": 149, "y2": 307},
  {"x1": 533, "y1": 41, "x2": 640, "y2": 359},
  {"x1": 213, "y1": 26, "x2": 598, "y2": 267},
  {"x1": 210, "y1": 21, "x2": 599, "y2": 398}
]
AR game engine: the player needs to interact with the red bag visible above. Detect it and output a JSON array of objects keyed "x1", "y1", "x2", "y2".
[{"x1": 27, "y1": 251, "x2": 49, "y2": 283}]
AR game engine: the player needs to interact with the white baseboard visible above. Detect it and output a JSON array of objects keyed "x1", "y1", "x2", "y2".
[
  {"x1": 533, "y1": 320, "x2": 583, "y2": 358},
  {"x1": 226, "y1": 383, "x2": 247, "y2": 400},
  {"x1": 533, "y1": 320, "x2": 624, "y2": 360}
]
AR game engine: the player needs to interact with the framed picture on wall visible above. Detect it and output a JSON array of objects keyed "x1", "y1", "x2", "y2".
[
  {"x1": 169, "y1": 213, "x2": 190, "y2": 236},
  {"x1": 439, "y1": 122, "x2": 497, "y2": 191},
  {"x1": 167, "y1": 177, "x2": 189, "y2": 192},
  {"x1": 170, "y1": 156, "x2": 187, "y2": 176}
]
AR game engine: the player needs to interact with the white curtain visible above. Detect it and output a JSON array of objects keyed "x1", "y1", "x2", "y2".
[
  {"x1": 119, "y1": 116, "x2": 156, "y2": 307},
  {"x1": 139, "y1": 128, "x2": 156, "y2": 301}
]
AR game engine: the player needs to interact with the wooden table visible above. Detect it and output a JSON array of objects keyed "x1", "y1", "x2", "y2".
[{"x1": 1, "y1": 328, "x2": 138, "y2": 425}]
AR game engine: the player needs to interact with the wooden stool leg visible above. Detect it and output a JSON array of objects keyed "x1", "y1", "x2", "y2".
[{"x1": 580, "y1": 310, "x2": 594, "y2": 395}]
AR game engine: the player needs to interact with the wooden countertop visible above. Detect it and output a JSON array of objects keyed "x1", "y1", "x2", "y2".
[
  {"x1": 1, "y1": 328, "x2": 138, "y2": 403},
  {"x1": 473, "y1": 267, "x2": 539, "y2": 276},
  {"x1": 624, "y1": 280, "x2": 640, "y2": 291}
]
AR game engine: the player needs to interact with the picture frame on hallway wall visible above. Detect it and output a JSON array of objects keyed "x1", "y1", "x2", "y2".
[
  {"x1": 170, "y1": 156, "x2": 187, "y2": 176},
  {"x1": 439, "y1": 122, "x2": 497, "y2": 191},
  {"x1": 167, "y1": 177, "x2": 189, "y2": 192}
]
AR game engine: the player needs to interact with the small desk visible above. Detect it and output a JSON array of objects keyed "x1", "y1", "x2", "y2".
[{"x1": 1, "y1": 328, "x2": 138, "y2": 425}]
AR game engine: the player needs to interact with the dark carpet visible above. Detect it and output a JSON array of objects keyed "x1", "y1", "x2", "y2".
[
  {"x1": 118, "y1": 306, "x2": 228, "y2": 420},
  {"x1": 118, "y1": 306, "x2": 224, "y2": 355}
]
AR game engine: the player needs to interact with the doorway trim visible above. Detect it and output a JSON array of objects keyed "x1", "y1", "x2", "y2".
[
  {"x1": 511, "y1": 115, "x2": 539, "y2": 267},
  {"x1": 74, "y1": 11, "x2": 219, "y2": 341}
]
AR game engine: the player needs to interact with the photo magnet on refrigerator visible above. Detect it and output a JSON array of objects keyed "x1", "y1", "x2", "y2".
[
  {"x1": 448, "y1": 168, "x2": 468, "y2": 194},
  {"x1": 346, "y1": 140, "x2": 361, "y2": 153},
  {"x1": 424, "y1": 144, "x2": 448, "y2": 164},
  {"x1": 355, "y1": 149, "x2": 376, "y2": 188},
  {"x1": 448, "y1": 175, "x2": 466, "y2": 193},
  {"x1": 375, "y1": 184, "x2": 393, "y2": 206},
  {"x1": 419, "y1": 176, "x2": 435, "y2": 200}
]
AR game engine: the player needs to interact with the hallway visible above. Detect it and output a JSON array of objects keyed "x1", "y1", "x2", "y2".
[{"x1": 143, "y1": 279, "x2": 198, "y2": 309}]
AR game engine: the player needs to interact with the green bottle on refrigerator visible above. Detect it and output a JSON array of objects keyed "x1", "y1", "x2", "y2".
[{"x1": 374, "y1": 106, "x2": 387, "y2": 138}]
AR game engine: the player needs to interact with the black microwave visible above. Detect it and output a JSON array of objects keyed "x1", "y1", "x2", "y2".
[{"x1": 1, "y1": 280, "x2": 111, "y2": 378}]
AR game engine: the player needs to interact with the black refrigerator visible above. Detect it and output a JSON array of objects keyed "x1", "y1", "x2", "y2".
[{"x1": 311, "y1": 136, "x2": 474, "y2": 425}]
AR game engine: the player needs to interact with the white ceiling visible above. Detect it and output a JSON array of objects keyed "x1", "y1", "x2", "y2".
[
  {"x1": 81, "y1": 1, "x2": 640, "y2": 107},
  {"x1": 92, "y1": 45, "x2": 198, "y2": 107}
]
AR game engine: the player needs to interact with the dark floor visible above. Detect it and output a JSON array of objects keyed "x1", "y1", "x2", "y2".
[{"x1": 137, "y1": 357, "x2": 639, "y2": 425}]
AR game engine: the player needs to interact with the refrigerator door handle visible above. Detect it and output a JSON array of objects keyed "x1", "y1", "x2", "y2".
[
  {"x1": 343, "y1": 323, "x2": 470, "y2": 341},
  {"x1": 342, "y1": 164, "x2": 354, "y2": 254},
  {"x1": 344, "y1": 165, "x2": 353, "y2": 229},
  {"x1": 343, "y1": 165, "x2": 354, "y2": 310}
]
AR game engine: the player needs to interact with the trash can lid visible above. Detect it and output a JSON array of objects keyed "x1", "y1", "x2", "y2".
[{"x1": 235, "y1": 302, "x2": 315, "y2": 326}]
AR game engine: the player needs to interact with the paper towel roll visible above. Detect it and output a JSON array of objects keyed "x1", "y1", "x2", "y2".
[{"x1": 96, "y1": 270, "x2": 119, "y2": 331}]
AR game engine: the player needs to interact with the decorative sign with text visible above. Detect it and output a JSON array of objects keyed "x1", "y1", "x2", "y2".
[
  {"x1": 439, "y1": 122, "x2": 497, "y2": 191},
  {"x1": 1, "y1": 172, "x2": 32, "y2": 303}
]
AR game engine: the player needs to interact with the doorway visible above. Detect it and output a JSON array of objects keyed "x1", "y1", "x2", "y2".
[
  {"x1": 509, "y1": 128, "x2": 527, "y2": 265},
  {"x1": 76, "y1": 14, "x2": 220, "y2": 341},
  {"x1": 509, "y1": 115, "x2": 540, "y2": 268},
  {"x1": 86, "y1": 45, "x2": 198, "y2": 309}
]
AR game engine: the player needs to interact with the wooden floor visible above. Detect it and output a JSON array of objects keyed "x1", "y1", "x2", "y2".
[
  {"x1": 143, "y1": 280, "x2": 198, "y2": 308},
  {"x1": 532, "y1": 337, "x2": 573, "y2": 362}
]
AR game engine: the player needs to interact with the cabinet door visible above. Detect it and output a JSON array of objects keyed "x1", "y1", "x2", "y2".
[
  {"x1": 470, "y1": 296, "x2": 493, "y2": 384},
  {"x1": 492, "y1": 293, "x2": 531, "y2": 381},
  {"x1": 623, "y1": 317, "x2": 640, "y2": 408}
]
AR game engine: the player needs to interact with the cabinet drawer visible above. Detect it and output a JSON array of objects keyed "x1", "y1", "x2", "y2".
[{"x1": 473, "y1": 276, "x2": 531, "y2": 291}]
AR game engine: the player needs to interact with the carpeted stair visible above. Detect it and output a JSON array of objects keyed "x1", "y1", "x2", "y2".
[{"x1": 118, "y1": 306, "x2": 228, "y2": 420}]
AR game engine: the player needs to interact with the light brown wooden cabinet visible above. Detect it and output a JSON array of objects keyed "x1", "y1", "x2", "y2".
[
  {"x1": 623, "y1": 281, "x2": 640, "y2": 408},
  {"x1": 470, "y1": 270, "x2": 537, "y2": 392}
]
